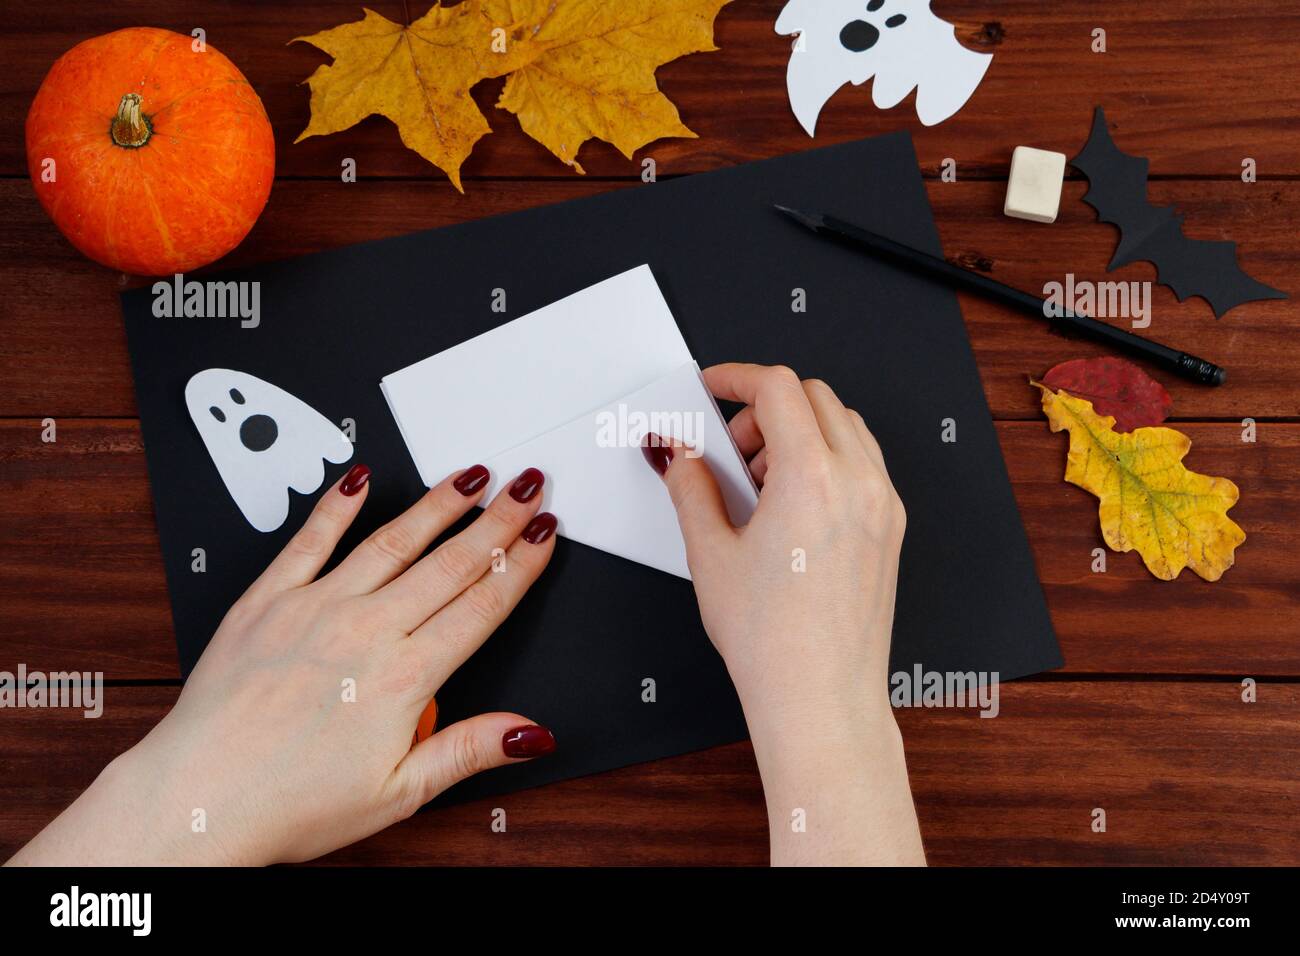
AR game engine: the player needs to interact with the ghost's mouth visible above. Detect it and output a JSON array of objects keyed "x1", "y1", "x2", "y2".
[
  {"x1": 840, "y1": 19, "x2": 880, "y2": 52},
  {"x1": 239, "y1": 414, "x2": 279, "y2": 452}
]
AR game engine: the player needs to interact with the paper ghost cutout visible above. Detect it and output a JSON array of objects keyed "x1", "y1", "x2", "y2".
[
  {"x1": 185, "y1": 369, "x2": 354, "y2": 533},
  {"x1": 775, "y1": 0, "x2": 992, "y2": 134}
]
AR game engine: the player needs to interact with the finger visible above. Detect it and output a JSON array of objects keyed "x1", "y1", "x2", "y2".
[
  {"x1": 325, "y1": 464, "x2": 491, "y2": 596},
  {"x1": 847, "y1": 409, "x2": 889, "y2": 474},
  {"x1": 410, "y1": 511, "x2": 557, "y2": 686},
  {"x1": 703, "y1": 363, "x2": 826, "y2": 460},
  {"x1": 392, "y1": 714, "x2": 556, "y2": 810},
  {"x1": 641, "y1": 433, "x2": 736, "y2": 564},
  {"x1": 727, "y1": 405, "x2": 765, "y2": 459},
  {"x1": 247, "y1": 463, "x2": 371, "y2": 598},
  {"x1": 748, "y1": 446, "x2": 770, "y2": 487},
  {"x1": 801, "y1": 378, "x2": 862, "y2": 453},
  {"x1": 377, "y1": 468, "x2": 546, "y2": 631}
]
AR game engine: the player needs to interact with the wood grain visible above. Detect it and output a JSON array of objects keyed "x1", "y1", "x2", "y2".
[
  {"x1": 3, "y1": 2, "x2": 1298, "y2": 180},
  {"x1": 2, "y1": 419, "x2": 1294, "y2": 680},
  {"x1": 1, "y1": 179, "x2": 1294, "y2": 420},
  {"x1": 1, "y1": 683, "x2": 1294, "y2": 866},
  {"x1": 1, "y1": 0, "x2": 1297, "y2": 867}
]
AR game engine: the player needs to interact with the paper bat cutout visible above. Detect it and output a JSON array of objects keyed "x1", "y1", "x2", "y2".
[
  {"x1": 1073, "y1": 107, "x2": 1287, "y2": 318},
  {"x1": 775, "y1": 0, "x2": 992, "y2": 134},
  {"x1": 186, "y1": 369, "x2": 353, "y2": 532}
]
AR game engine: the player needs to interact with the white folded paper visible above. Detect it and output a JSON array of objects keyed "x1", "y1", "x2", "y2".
[{"x1": 381, "y1": 265, "x2": 758, "y2": 578}]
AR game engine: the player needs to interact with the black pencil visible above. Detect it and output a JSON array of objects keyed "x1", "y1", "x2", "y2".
[{"x1": 774, "y1": 205, "x2": 1226, "y2": 387}]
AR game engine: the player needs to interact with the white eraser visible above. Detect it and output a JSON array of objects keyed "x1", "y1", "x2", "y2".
[{"x1": 1004, "y1": 146, "x2": 1067, "y2": 223}]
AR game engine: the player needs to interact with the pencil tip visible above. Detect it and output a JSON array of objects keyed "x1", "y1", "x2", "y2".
[{"x1": 772, "y1": 204, "x2": 821, "y2": 231}]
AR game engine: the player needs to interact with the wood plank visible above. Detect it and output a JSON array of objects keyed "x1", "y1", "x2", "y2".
[
  {"x1": 1003, "y1": 423, "x2": 1300, "y2": 676},
  {"x1": 2, "y1": 420, "x2": 1295, "y2": 680},
  {"x1": 1, "y1": 682, "x2": 1294, "y2": 865},
  {"x1": 1, "y1": 178, "x2": 1294, "y2": 420},
  {"x1": 4, "y1": 0, "x2": 1294, "y2": 874},
  {"x1": 0, "y1": 421, "x2": 176, "y2": 678},
  {"x1": 4, "y1": 2, "x2": 1299, "y2": 180}
]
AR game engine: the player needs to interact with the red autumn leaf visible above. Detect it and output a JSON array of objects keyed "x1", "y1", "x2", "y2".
[{"x1": 1040, "y1": 357, "x2": 1173, "y2": 432}]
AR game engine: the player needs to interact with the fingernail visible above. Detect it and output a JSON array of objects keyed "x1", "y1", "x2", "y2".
[
  {"x1": 340, "y1": 463, "x2": 371, "y2": 496},
  {"x1": 502, "y1": 724, "x2": 556, "y2": 759},
  {"x1": 453, "y1": 464, "x2": 490, "y2": 496},
  {"x1": 641, "y1": 433, "x2": 673, "y2": 476},
  {"x1": 509, "y1": 467, "x2": 545, "y2": 503},
  {"x1": 522, "y1": 512, "x2": 557, "y2": 545}
]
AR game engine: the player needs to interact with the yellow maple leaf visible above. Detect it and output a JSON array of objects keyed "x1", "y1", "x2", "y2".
[
  {"x1": 293, "y1": 0, "x2": 730, "y2": 191},
  {"x1": 1035, "y1": 382, "x2": 1245, "y2": 581}
]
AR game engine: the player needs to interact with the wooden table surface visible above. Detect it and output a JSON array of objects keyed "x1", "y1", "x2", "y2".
[{"x1": 2, "y1": 1, "x2": 1297, "y2": 865}]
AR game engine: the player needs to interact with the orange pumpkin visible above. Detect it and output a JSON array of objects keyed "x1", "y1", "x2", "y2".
[
  {"x1": 25, "y1": 28, "x2": 274, "y2": 276},
  {"x1": 412, "y1": 697, "x2": 439, "y2": 747}
]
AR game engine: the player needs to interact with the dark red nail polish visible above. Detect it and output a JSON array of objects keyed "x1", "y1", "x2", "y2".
[
  {"x1": 503, "y1": 724, "x2": 556, "y2": 759},
  {"x1": 641, "y1": 433, "x2": 673, "y2": 476},
  {"x1": 339, "y1": 463, "x2": 371, "y2": 496},
  {"x1": 509, "y1": 467, "x2": 545, "y2": 503},
  {"x1": 453, "y1": 464, "x2": 490, "y2": 496},
  {"x1": 522, "y1": 512, "x2": 558, "y2": 545}
]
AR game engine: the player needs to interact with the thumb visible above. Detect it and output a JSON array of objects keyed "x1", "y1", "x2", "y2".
[
  {"x1": 640, "y1": 432, "x2": 734, "y2": 555},
  {"x1": 395, "y1": 713, "x2": 556, "y2": 807}
]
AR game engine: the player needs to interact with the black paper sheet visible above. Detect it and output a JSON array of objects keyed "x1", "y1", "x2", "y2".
[{"x1": 121, "y1": 132, "x2": 1061, "y2": 802}]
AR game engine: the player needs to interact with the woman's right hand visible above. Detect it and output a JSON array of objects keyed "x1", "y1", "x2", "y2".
[{"x1": 642, "y1": 363, "x2": 924, "y2": 865}]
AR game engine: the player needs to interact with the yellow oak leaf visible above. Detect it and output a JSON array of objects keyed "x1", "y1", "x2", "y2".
[
  {"x1": 293, "y1": 0, "x2": 730, "y2": 191},
  {"x1": 1035, "y1": 382, "x2": 1244, "y2": 582}
]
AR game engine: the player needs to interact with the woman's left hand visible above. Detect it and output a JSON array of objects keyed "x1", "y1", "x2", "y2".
[{"x1": 9, "y1": 462, "x2": 559, "y2": 866}]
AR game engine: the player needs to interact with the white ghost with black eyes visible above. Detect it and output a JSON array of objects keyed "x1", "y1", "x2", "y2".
[
  {"x1": 185, "y1": 369, "x2": 354, "y2": 533},
  {"x1": 776, "y1": 0, "x2": 993, "y2": 134}
]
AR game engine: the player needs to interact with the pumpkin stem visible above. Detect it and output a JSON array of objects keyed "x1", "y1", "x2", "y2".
[{"x1": 110, "y1": 93, "x2": 152, "y2": 148}]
